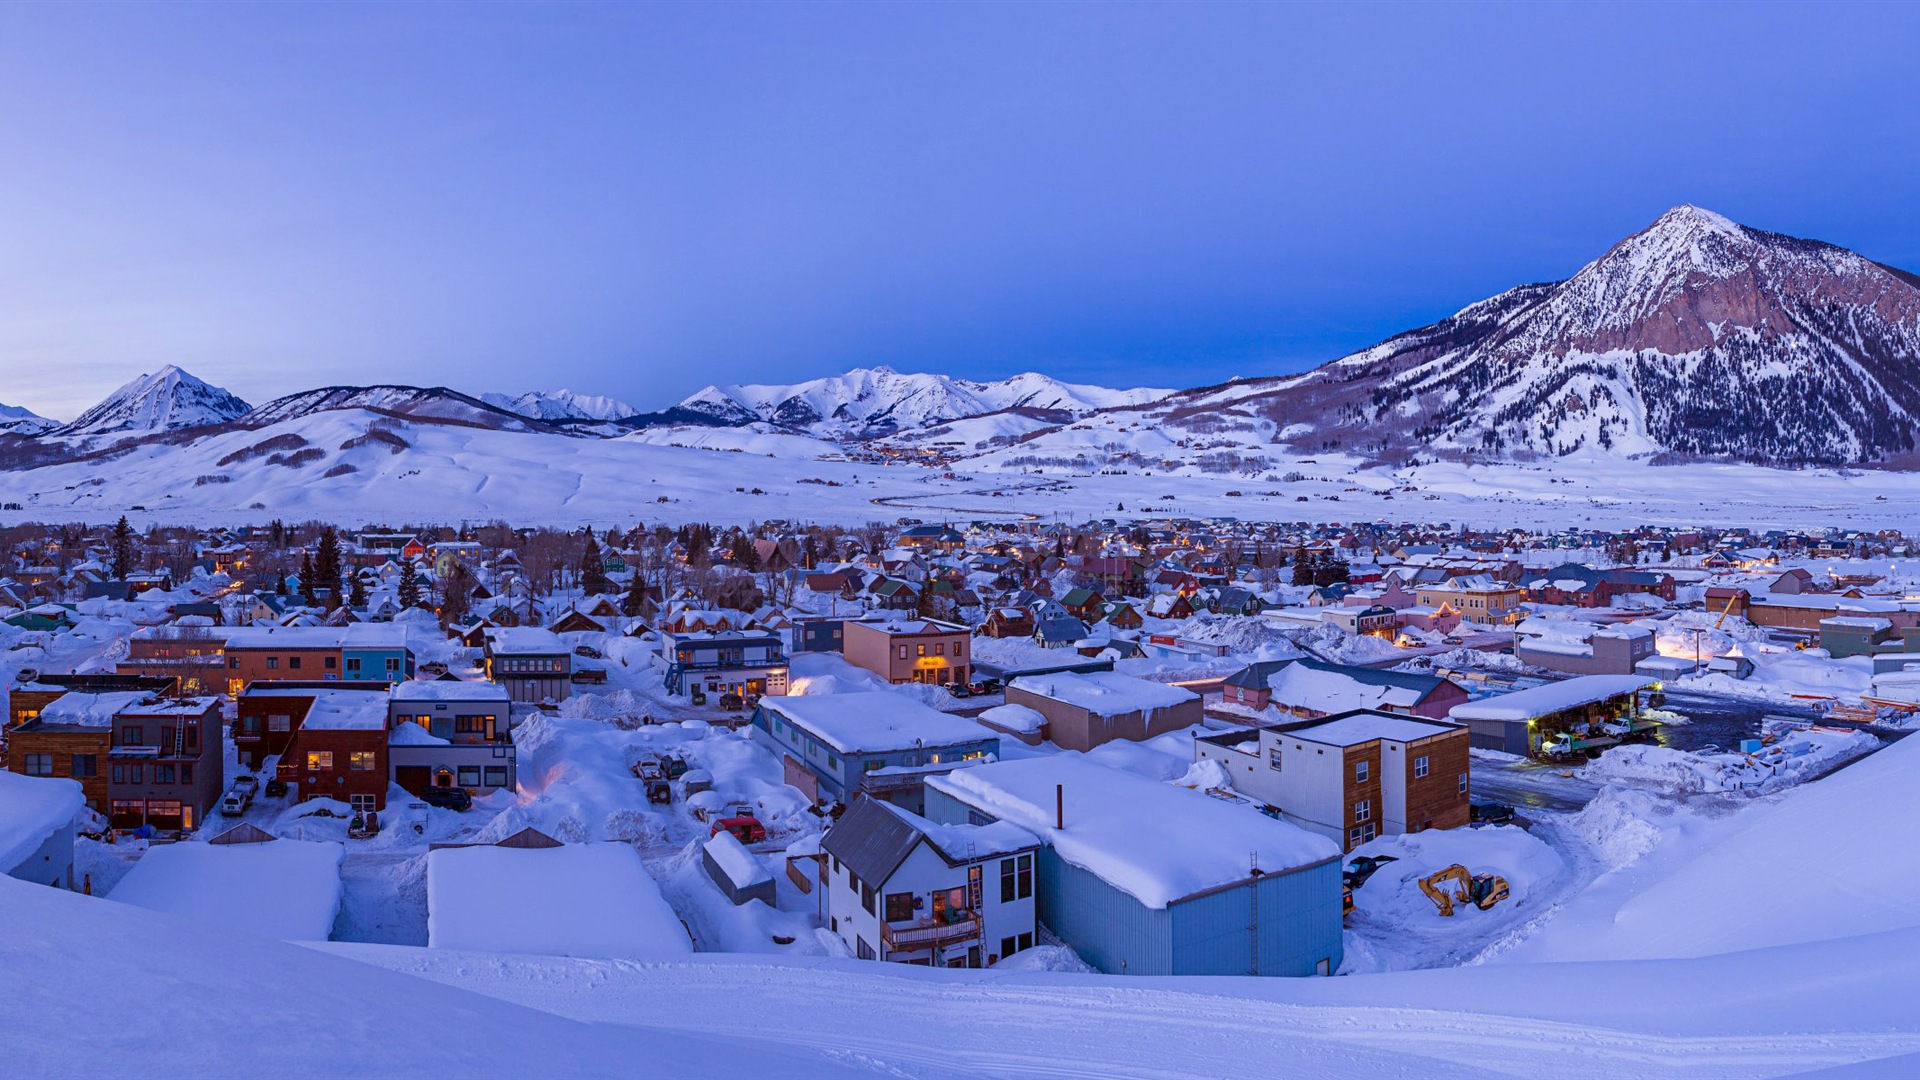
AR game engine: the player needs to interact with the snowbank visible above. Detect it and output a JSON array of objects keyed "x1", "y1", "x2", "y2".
[
  {"x1": 0, "y1": 772, "x2": 85, "y2": 873},
  {"x1": 1580, "y1": 727, "x2": 1877, "y2": 795}
]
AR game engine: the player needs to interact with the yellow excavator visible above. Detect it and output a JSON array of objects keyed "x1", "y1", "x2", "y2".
[{"x1": 1419, "y1": 864, "x2": 1510, "y2": 916}]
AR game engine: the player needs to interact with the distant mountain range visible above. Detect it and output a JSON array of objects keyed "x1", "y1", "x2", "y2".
[{"x1": 11, "y1": 205, "x2": 1920, "y2": 504}]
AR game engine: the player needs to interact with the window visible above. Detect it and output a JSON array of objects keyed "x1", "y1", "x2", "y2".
[
  {"x1": 897, "y1": 645, "x2": 908, "y2": 660},
  {"x1": 1414, "y1": 755, "x2": 1429, "y2": 778},
  {"x1": 1354, "y1": 800, "x2": 1371, "y2": 823},
  {"x1": 306, "y1": 750, "x2": 334, "y2": 770},
  {"x1": 1355, "y1": 760, "x2": 1369, "y2": 783},
  {"x1": 1018, "y1": 932, "x2": 1033, "y2": 952},
  {"x1": 934, "y1": 642, "x2": 944, "y2": 656},
  {"x1": 71, "y1": 754, "x2": 98, "y2": 778},
  {"x1": 128, "y1": 764, "x2": 143, "y2": 784},
  {"x1": 484, "y1": 766, "x2": 508, "y2": 787},
  {"x1": 1003, "y1": 853, "x2": 1033, "y2": 900},
  {"x1": 230, "y1": 656, "x2": 241, "y2": 669},
  {"x1": 860, "y1": 882, "x2": 877, "y2": 916},
  {"x1": 1268, "y1": 747, "x2": 1283, "y2": 771},
  {"x1": 349, "y1": 751, "x2": 377, "y2": 772},
  {"x1": 242, "y1": 716, "x2": 261, "y2": 735},
  {"x1": 324, "y1": 656, "x2": 337, "y2": 670},
  {"x1": 269, "y1": 714, "x2": 291, "y2": 732},
  {"x1": 1458, "y1": 773, "x2": 1469, "y2": 794},
  {"x1": 289, "y1": 656, "x2": 302, "y2": 670},
  {"x1": 884, "y1": 892, "x2": 915, "y2": 922},
  {"x1": 456, "y1": 715, "x2": 487, "y2": 735},
  {"x1": 23, "y1": 754, "x2": 53, "y2": 777},
  {"x1": 386, "y1": 657, "x2": 401, "y2": 672},
  {"x1": 346, "y1": 657, "x2": 362, "y2": 673},
  {"x1": 1000, "y1": 858, "x2": 1017, "y2": 902},
  {"x1": 111, "y1": 764, "x2": 126, "y2": 784},
  {"x1": 1001, "y1": 935, "x2": 1018, "y2": 958},
  {"x1": 185, "y1": 724, "x2": 198, "y2": 750},
  {"x1": 180, "y1": 763, "x2": 194, "y2": 784},
  {"x1": 266, "y1": 657, "x2": 279, "y2": 670},
  {"x1": 827, "y1": 753, "x2": 839, "y2": 770},
  {"x1": 856, "y1": 937, "x2": 876, "y2": 961},
  {"x1": 1360, "y1": 823, "x2": 1377, "y2": 844},
  {"x1": 953, "y1": 642, "x2": 964, "y2": 658},
  {"x1": 458, "y1": 766, "x2": 480, "y2": 786},
  {"x1": 123, "y1": 725, "x2": 144, "y2": 746},
  {"x1": 154, "y1": 764, "x2": 176, "y2": 784}
]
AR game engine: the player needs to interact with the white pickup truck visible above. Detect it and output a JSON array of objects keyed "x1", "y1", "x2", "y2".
[{"x1": 219, "y1": 776, "x2": 260, "y2": 816}]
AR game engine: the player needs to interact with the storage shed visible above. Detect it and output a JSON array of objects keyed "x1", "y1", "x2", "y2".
[{"x1": 703, "y1": 830, "x2": 777, "y2": 907}]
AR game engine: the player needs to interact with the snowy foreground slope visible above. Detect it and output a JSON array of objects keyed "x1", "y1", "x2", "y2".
[{"x1": 13, "y1": 737, "x2": 1920, "y2": 1077}]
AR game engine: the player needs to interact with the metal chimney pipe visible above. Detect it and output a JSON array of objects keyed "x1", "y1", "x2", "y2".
[{"x1": 1055, "y1": 784, "x2": 1063, "y2": 830}]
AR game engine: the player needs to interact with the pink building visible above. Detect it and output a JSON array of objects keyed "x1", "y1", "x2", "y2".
[{"x1": 842, "y1": 618, "x2": 973, "y2": 687}]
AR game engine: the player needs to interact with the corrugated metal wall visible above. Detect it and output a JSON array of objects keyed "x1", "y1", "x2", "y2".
[{"x1": 922, "y1": 788, "x2": 1342, "y2": 977}]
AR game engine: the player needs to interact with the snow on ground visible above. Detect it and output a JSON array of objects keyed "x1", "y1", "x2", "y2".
[
  {"x1": 1577, "y1": 726, "x2": 1878, "y2": 795},
  {"x1": 107, "y1": 838, "x2": 344, "y2": 940},
  {"x1": 1343, "y1": 824, "x2": 1567, "y2": 973},
  {"x1": 1510, "y1": 730, "x2": 1920, "y2": 964}
]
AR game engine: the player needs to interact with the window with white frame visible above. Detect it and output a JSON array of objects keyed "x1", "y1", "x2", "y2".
[
  {"x1": 1414, "y1": 755, "x2": 1429, "y2": 778},
  {"x1": 1354, "y1": 800, "x2": 1371, "y2": 823}
]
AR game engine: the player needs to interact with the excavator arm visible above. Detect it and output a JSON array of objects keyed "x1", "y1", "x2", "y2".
[{"x1": 1419, "y1": 865, "x2": 1472, "y2": 917}]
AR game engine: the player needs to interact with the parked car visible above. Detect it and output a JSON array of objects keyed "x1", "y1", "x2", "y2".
[
  {"x1": 1469, "y1": 799, "x2": 1517, "y2": 825},
  {"x1": 419, "y1": 786, "x2": 474, "y2": 812},
  {"x1": 263, "y1": 778, "x2": 289, "y2": 799},
  {"x1": 949, "y1": 682, "x2": 972, "y2": 698},
  {"x1": 718, "y1": 692, "x2": 744, "y2": 712},
  {"x1": 711, "y1": 815, "x2": 766, "y2": 844}
]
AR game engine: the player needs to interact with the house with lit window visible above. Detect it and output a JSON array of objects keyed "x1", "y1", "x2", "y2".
[
  {"x1": 222, "y1": 624, "x2": 413, "y2": 695},
  {"x1": 388, "y1": 680, "x2": 515, "y2": 796},
  {"x1": 821, "y1": 795, "x2": 1040, "y2": 967},
  {"x1": 924, "y1": 755, "x2": 1344, "y2": 977},
  {"x1": 752, "y1": 692, "x2": 999, "y2": 813},
  {"x1": 1194, "y1": 710, "x2": 1470, "y2": 852},
  {"x1": 842, "y1": 618, "x2": 972, "y2": 687},
  {"x1": 107, "y1": 695, "x2": 223, "y2": 831},
  {"x1": 483, "y1": 627, "x2": 572, "y2": 703},
  {"x1": 661, "y1": 629, "x2": 789, "y2": 698},
  {"x1": 268, "y1": 687, "x2": 392, "y2": 813},
  {"x1": 5, "y1": 691, "x2": 141, "y2": 813}
]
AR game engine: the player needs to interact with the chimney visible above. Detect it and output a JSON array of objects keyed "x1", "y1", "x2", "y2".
[{"x1": 1055, "y1": 784, "x2": 1063, "y2": 830}]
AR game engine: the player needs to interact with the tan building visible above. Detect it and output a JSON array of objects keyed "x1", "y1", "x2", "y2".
[
  {"x1": 1415, "y1": 576, "x2": 1524, "y2": 625},
  {"x1": 843, "y1": 618, "x2": 972, "y2": 687},
  {"x1": 1004, "y1": 671, "x2": 1202, "y2": 753}
]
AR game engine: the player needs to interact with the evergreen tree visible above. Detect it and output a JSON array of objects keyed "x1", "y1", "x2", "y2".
[
  {"x1": 300, "y1": 551, "x2": 317, "y2": 606},
  {"x1": 315, "y1": 528, "x2": 343, "y2": 609},
  {"x1": 398, "y1": 559, "x2": 422, "y2": 609},
  {"x1": 622, "y1": 567, "x2": 648, "y2": 618},
  {"x1": 580, "y1": 534, "x2": 614, "y2": 595},
  {"x1": 111, "y1": 516, "x2": 135, "y2": 580},
  {"x1": 1291, "y1": 552, "x2": 1316, "y2": 587},
  {"x1": 348, "y1": 569, "x2": 368, "y2": 609}
]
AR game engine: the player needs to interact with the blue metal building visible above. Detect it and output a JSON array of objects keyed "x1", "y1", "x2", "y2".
[{"x1": 925, "y1": 756, "x2": 1343, "y2": 977}]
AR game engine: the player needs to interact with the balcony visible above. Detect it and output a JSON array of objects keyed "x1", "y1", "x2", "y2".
[{"x1": 881, "y1": 914, "x2": 981, "y2": 951}]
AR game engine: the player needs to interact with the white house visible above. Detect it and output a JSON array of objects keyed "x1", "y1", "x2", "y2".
[
  {"x1": 0, "y1": 771, "x2": 85, "y2": 889},
  {"x1": 821, "y1": 795, "x2": 1041, "y2": 968}
]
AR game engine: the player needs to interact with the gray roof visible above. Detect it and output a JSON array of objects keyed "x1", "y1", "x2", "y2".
[{"x1": 821, "y1": 796, "x2": 922, "y2": 886}]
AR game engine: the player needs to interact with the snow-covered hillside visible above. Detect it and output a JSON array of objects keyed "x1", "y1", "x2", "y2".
[
  {"x1": 0, "y1": 402, "x2": 57, "y2": 435},
  {"x1": 482, "y1": 388, "x2": 638, "y2": 422},
  {"x1": 51, "y1": 365, "x2": 252, "y2": 437},
  {"x1": 677, "y1": 366, "x2": 1172, "y2": 436}
]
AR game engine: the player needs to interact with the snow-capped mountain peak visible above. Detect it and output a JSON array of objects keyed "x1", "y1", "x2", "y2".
[
  {"x1": 481, "y1": 388, "x2": 638, "y2": 422},
  {"x1": 0, "y1": 401, "x2": 57, "y2": 436},
  {"x1": 676, "y1": 366, "x2": 1173, "y2": 435},
  {"x1": 53, "y1": 365, "x2": 253, "y2": 437}
]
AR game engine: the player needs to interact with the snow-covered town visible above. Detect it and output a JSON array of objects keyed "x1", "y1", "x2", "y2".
[
  {"x1": 10, "y1": 4, "x2": 1920, "y2": 1077},
  {"x1": 4, "y1": 513, "x2": 1919, "y2": 1070}
]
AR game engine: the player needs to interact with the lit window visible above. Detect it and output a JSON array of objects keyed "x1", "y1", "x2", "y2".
[
  {"x1": 349, "y1": 751, "x2": 377, "y2": 771},
  {"x1": 306, "y1": 751, "x2": 334, "y2": 770}
]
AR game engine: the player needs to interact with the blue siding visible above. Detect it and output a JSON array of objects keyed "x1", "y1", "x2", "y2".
[{"x1": 926, "y1": 786, "x2": 1343, "y2": 977}]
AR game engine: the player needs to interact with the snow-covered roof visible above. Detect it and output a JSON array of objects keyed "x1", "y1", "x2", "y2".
[
  {"x1": 977, "y1": 702, "x2": 1047, "y2": 734},
  {"x1": 1821, "y1": 616, "x2": 1893, "y2": 632},
  {"x1": 1283, "y1": 712, "x2": 1458, "y2": 747},
  {"x1": 109, "y1": 839, "x2": 344, "y2": 941},
  {"x1": 36, "y1": 691, "x2": 152, "y2": 728},
  {"x1": 1260, "y1": 663, "x2": 1426, "y2": 713},
  {"x1": 296, "y1": 691, "x2": 389, "y2": 731},
  {"x1": 761, "y1": 692, "x2": 995, "y2": 755},
  {"x1": 389, "y1": 721, "x2": 451, "y2": 746},
  {"x1": 878, "y1": 799, "x2": 1037, "y2": 863},
  {"x1": 702, "y1": 830, "x2": 773, "y2": 890},
  {"x1": 927, "y1": 755, "x2": 1339, "y2": 909},
  {"x1": 390, "y1": 680, "x2": 511, "y2": 703},
  {"x1": 427, "y1": 843, "x2": 690, "y2": 960},
  {"x1": 487, "y1": 627, "x2": 568, "y2": 654},
  {"x1": 1008, "y1": 671, "x2": 1197, "y2": 717},
  {"x1": 1449, "y1": 675, "x2": 1655, "y2": 723},
  {"x1": 0, "y1": 772, "x2": 85, "y2": 873}
]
